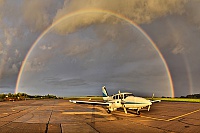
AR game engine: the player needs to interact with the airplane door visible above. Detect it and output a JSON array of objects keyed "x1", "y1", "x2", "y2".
[{"x1": 115, "y1": 95, "x2": 122, "y2": 108}]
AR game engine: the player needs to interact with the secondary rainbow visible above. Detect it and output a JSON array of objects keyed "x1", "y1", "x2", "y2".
[{"x1": 15, "y1": 8, "x2": 175, "y2": 97}]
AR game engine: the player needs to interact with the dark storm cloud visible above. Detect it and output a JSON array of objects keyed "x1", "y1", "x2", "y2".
[
  {"x1": 18, "y1": 21, "x2": 170, "y2": 97},
  {"x1": 0, "y1": 0, "x2": 200, "y2": 96}
]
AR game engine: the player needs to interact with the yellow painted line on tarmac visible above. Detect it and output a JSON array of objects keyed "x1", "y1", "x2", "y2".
[
  {"x1": 166, "y1": 109, "x2": 200, "y2": 121},
  {"x1": 140, "y1": 115, "x2": 168, "y2": 121},
  {"x1": 140, "y1": 109, "x2": 200, "y2": 122}
]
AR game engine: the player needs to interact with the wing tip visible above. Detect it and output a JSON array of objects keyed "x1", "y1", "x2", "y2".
[{"x1": 69, "y1": 100, "x2": 76, "y2": 103}]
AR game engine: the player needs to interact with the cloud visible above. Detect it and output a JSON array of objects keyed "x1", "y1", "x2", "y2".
[
  {"x1": 172, "y1": 45, "x2": 185, "y2": 55},
  {"x1": 0, "y1": 0, "x2": 4, "y2": 10},
  {"x1": 15, "y1": 49, "x2": 20, "y2": 57},
  {"x1": 141, "y1": 10, "x2": 200, "y2": 96},
  {"x1": 4, "y1": 28, "x2": 16, "y2": 46},
  {"x1": 11, "y1": 64, "x2": 18, "y2": 73},
  {"x1": 0, "y1": 41, "x2": 3, "y2": 53},
  {"x1": 0, "y1": 85, "x2": 10, "y2": 88},
  {"x1": 45, "y1": 77, "x2": 87, "y2": 86},
  {"x1": 185, "y1": 0, "x2": 200, "y2": 29},
  {"x1": 39, "y1": 45, "x2": 52, "y2": 50},
  {"x1": 23, "y1": 59, "x2": 44, "y2": 72},
  {"x1": 0, "y1": 0, "x2": 4, "y2": 5},
  {"x1": 22, "y1": 0, "x2": 64, "y2": 32},
  {"x1": 53, "y1": 0, "x2": 188, "y2": 34},
  {"x1": 0, "y1": 0, "x2": 5, "y2": 20}
]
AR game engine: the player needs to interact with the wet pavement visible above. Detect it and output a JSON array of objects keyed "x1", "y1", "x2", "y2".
[{"x1": 0, "y1": 99, "x2": 199, "y2": 133}]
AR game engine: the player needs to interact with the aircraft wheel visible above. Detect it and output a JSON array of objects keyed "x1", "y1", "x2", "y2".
[
  {"x1": 136, "y1": 110, "x2": 140, "y2": 115},
  {"x1": 107, "y1": 109, "x2": 111, "y2": 114}
]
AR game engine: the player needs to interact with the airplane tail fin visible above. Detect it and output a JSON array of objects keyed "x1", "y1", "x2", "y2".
[{"x1": 102, "y1": 86, "x2": 109, "y2": 97}]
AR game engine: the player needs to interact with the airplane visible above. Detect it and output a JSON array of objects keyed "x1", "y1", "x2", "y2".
[{"x1": 69, "y1": 86, "x2": 161, "y2": 115}]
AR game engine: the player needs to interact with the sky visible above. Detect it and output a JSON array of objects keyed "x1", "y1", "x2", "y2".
[{"x1": 0, "y1": 0, "x2": 200, "y2": 97}]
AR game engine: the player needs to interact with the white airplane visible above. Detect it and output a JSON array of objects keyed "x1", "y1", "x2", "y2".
[{"x1": 69, "y1": 86, "x2": 161, "y2": 115}]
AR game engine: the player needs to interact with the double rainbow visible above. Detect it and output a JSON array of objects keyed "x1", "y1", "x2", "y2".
[{"x1": 15, "y1": 8, "x2": 174, "y2": 97}]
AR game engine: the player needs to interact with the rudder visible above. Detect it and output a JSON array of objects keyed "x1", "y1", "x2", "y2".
[{"x1": 102, "y1": 86, "x2": 108, "y2": 97}]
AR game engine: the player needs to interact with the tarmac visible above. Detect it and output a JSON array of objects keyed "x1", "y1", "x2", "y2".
[{"x1": 0, "y1": 99, "x2": 199, "y2": 133}]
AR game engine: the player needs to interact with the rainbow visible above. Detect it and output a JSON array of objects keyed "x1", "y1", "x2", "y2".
[{"x1": 15, "y1": 8, "x2": 175, "y2": 97}]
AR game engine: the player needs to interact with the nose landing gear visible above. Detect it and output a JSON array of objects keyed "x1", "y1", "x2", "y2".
[{"x1": 107, "y1": 109, "x2": 111, "y2": 114}]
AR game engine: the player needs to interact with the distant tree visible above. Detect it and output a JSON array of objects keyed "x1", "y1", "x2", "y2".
[
  {"x1": 0, "y1": 94, "x2": 6, "y2": 99},
  {"x1": 185, "y1": 94, "x2": 200, "y2": 98},
  {"x1": 8, "y1": 93, "x2": 13, "y2": 97}
]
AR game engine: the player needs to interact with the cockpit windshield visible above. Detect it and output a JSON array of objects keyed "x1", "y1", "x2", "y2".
[{"x1": 124, "y1": 93, "x2": 134, "y2": 99}]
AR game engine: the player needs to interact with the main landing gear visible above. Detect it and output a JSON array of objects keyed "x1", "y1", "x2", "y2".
[{"x1": 136, "y1": 109, "x2": 140, "y2": 115}]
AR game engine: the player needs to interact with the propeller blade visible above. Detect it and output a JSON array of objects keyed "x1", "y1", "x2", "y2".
[{"x1": 151, "y1": 93, "x2": 154, "y2": 100}]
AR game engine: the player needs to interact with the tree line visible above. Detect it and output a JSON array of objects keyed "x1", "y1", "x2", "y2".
[
  {"x1": 0, "y1": 93, "x2": 58, "y2": 101},
  {"x1": 180, "y1": 94, "x2": 200, "y2": 98}
]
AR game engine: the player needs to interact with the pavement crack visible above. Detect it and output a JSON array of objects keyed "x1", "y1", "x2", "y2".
[
  {"x1": 87, "y1": 122, "x2": 100, "y2": 133},
  {"x1": 178, "y1": 118, "x2": 200, "y2": 126},
  {"x1": 45, "y1": 110, "x2": 53, "y2": 133},
  {"x1": 45, "y1": 101, "x2": 55, "y2": 133}
]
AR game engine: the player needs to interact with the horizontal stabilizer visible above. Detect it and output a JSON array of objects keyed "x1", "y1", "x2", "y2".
[{"x1": 150, "y1": 100, "x2": 161, "y2": 103}]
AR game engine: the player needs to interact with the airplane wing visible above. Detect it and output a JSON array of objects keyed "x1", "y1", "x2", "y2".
[
  {"x1": 69, "y1": 100, "x2": 110, "y2": 106},
  {"x1": 150, "y1": 100, "x2": 161, "y2": 103}
]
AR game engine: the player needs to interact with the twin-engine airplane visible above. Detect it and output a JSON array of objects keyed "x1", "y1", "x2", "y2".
[{"x1": 69, "y1": 86, "x2": 161, "y2": 115}]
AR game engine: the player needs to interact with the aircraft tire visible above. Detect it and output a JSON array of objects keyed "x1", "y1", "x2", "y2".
[{"x1": 107, "y1": 109, "x2": 111, "y2": 114}]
